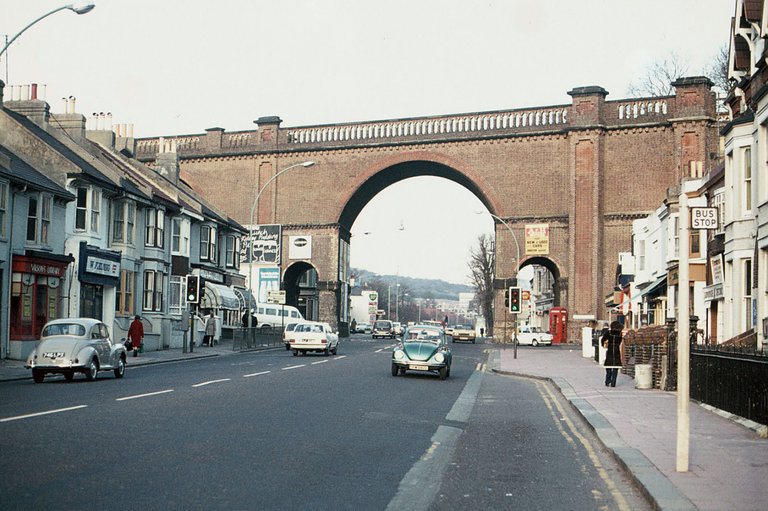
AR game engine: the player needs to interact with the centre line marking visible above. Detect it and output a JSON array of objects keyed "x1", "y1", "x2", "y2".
[
  {"x1": 244, "y1": 371, "x2": 271, "y2": 378},
  {"x1": 192, "y1": 378, "x2": 231, "y2": 387},
  {"x1": 116, "y1": 389, "x2": 174, "y2": 401},
  {"x1": 335, "y1": 355, "x2": 347, "y2": 360},
  {"x1": 312, "y1": 360, "x2": 328, "y2": 365},
  {"x1": 1, "y1": 405, "x2": 88, "y2": 423},
  {"x1": 283, "y1": 364, "x2": 305, "y2": 370}
]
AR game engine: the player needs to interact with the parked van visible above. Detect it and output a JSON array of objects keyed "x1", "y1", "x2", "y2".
[
  {"x1": 372, "y1": 320, "x2": 396, "y2": 339},
  {"x1": 254, "y1": 304, "x2": 304, "y2": 331}
]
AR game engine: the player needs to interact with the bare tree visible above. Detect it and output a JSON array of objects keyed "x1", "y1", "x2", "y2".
[
  {"x1": 704, "y1": 44, "x2": 730, "y2": 96},
  {"x1": 467, "y1": 234, "x2": 495, "y2": 336},
  {"x1": 627, "y1": 52, "x2": 690, "y2": 97}
]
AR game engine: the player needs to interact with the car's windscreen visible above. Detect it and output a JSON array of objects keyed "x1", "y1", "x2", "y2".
[
  {"x1": 405, "y1": 328, "x2": 441, "y2": 343},
  {"x1": 374, "y1": 322, "x2": 390, "y2": 329},
  {"x1": 42, "y1": 324, "x2": 86, "y2": 337},
  {"x1": 297, "y1": 324, "x2": 324, "y2": 333}
]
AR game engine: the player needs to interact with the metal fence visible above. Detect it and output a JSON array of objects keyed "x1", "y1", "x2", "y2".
[
  {"x1": 690, "y1": 345, "x2": 768, "y2": 425},
  {"x1": 232, "y1": 327, "x2": 284, "y2": 351}
]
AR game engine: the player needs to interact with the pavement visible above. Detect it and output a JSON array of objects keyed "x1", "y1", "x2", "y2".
[
  {"x1": 494, "y1": 344, "x2": 768, "y2": 511},
  {"x1": 2, "y1": 339, "x2": 766, "y2": 510}
]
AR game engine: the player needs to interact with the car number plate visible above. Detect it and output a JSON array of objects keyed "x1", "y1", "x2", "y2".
[
  {"x1": 409, "y1": 364, "x2": 429, "y2": 371},
  {"x1": 43, "y1": 352, "x2": 65, "y2": 358}
]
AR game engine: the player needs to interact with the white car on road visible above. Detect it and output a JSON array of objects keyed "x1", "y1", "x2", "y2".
[
  {"x1": 288, "y1": 321, "x2": 340, "y2": 356},
  {"x1": 516, "y1": 325, "x2": 553, "y2": 346}
]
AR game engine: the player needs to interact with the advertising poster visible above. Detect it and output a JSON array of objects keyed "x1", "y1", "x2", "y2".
[
  {"x1": 289, "y1": 235, "x2": 312, "y2": 259},
  {"x1": 241, "y1": 224, "x2": 281, "y2": 264},
  {"x1": 257, "y1": 267, "x2": 280, "y2": 303},
  {"x1": 525, "y1": 223, "x2": 549, "y2": 255}
]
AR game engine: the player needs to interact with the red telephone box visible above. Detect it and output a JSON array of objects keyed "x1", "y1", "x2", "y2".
[{"x1": 549, "y1": 307, "x2": 568, "y2": 343}]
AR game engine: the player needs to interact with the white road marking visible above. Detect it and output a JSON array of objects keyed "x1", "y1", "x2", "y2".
[
  {"x1": 192, "y1": 378, "x2": 231, "y2": 387},
  {"x1": 311, "y1": 360, "x2": 328, "y2": 365},
  {"x1": 1, "y1": 405, "x2": 88, "y2": 423},
  {"x1": 243, "y1": 371, "x2": 271, "y2": 378},
  {"x1": 116, "y1": 389, "x2": 174, "y2": 401},
  {"x1": 283, "y1": 364, "x2": 305, "y2": 370},
  {"x1": 375, "y1": 348, "x2": 384, "y2": 353},
  {"x1": 335, "y1": 355, "x2": 347, "y2": 360}
]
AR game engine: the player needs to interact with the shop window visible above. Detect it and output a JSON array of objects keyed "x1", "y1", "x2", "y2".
[
  {"x1": 143, "y1": 270, "x2": 165, "y2": 312},
  {"x1": 80, "y1": 283, "x2": 103, "y2": 320},
  {"x1": 116, "y1": 270, "x2": 135, "y2": 316},
  {"x1": 10, "y1": 273, "x2": 61, "y2": 338}
]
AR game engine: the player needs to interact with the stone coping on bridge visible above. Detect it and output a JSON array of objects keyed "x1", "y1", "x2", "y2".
[{"x1": 134, "y1": 94, "x2": 683, "y2": 160}]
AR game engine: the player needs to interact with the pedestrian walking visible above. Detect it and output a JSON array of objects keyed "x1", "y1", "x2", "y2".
[
  {"x1": 601, "y1": 320, "x2": 624, "y2": 387},
  {"x1": 204, "y1": 312, "x2": 217, "y2": 346},
  {"x1": 128, "y1": 315, "x2": 144, "y2": 357}
]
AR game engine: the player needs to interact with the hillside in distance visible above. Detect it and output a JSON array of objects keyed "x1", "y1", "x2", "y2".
[{"x1": 352, "y1": 268, "x2": 473, "y2": 301}]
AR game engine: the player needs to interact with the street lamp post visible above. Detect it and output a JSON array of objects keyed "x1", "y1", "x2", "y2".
[
  {"x1": 247, "y1": 161, "x2": 315, "y2": 329},
  {"x1": 1, "y1": 4, "x2": 95, "y2": 81},
  {"x1": 479, "y1": 211, "x2": 522, "y2": 358}
]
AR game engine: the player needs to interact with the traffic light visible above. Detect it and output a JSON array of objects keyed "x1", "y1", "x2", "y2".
[
  {"x1": 504, "y1": 289, "x2": 510, "y2": 308},
  {"x1": 186, "y1": 275, "x2": 200, "y2": 304},
  {"x1": 509, "y1": 287, "x2": 521, "y2": 313}
]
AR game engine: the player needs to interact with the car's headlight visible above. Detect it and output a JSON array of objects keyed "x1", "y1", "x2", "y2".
[
  {"x1": 394, "y1": 349, "x2": 405, "y2": 360},
  {"x1": 434, "y1": 352, "x2": 445, "y2": 363}
]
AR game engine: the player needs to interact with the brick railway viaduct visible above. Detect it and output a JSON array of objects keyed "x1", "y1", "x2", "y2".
[{"x1": 136, "y1": 77, "x2": 718, "y2": 340}]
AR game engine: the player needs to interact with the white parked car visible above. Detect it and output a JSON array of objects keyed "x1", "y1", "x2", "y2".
[
  {"x1": 289, "y1": 321, "x2": 340, "y2": 356},
  {"x1": 516, "y1": 325, "x2": 553, "y2": 346},
  {"x1": 25, "y1": 318, "x2": 127, "y2": 383}
]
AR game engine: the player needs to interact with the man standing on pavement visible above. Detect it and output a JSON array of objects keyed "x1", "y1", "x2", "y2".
[{"x1": 128, "y1": 315, "x2": 144, "y2": 357}]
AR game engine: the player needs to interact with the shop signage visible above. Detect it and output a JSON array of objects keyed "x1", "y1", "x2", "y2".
[
  {"x1": 17, "y1": 262, "x2": 64, "y2": 277},
  {"x1": 289, "y1": 235, "x2": 312, "y2": 259},
  {"x1": 241, "y1": 224, "x2": 281, "y2": 264},
  {"x1": 703, "y1": 283, "x2": 723, "y2": 302},
  {"x1": 196, "y1": 268, "x2": 224, "y2": 283},
  {"x1": 85, "y1": 256, "x2": 120, "y2": 277},
  {"x1": 525, "y1": 224, "x2": 549, "y2": 255}
]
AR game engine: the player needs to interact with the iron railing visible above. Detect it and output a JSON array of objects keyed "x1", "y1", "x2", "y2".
[
  {"x1": 690, "y1": 345, "x2": 768, "y2": 425},
  {"x1": 232, "y1": 327, "x2": 284, "y2": 351}
]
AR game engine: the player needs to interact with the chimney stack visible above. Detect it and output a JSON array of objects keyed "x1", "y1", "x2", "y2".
[{"x1": 4, "y1": 83, "x2": 51, "y2": 126}]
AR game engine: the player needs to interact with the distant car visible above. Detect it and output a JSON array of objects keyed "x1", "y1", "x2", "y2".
[
  {"x1": 283, "y1": 321, "x2": 307, "y2": 350},
  {"x1": 391, "y1": 325, "x2": 452, "y2": 380},
  {"x1": 517, "y1": 325, "x2": 553, "y2": 346},
  {"x1": 25, "y1": 318, "x2": 127, "y2": 383},
  {"x1": 452, "y1": 324, "x2": 476, "y2": 343},
  {"x1": 289, "y1": 321, "x2": 340, "y2": 356},
  {"x1": 356, "y1": 323, "x2": 372, "y2": 334},
  {"x1": 445, "y1": 325, "x2": 455, "y2": 336},
  {"x1": 394, "y1": 323, "x2": 405, "y2": 336},
  {"x1": 372, "y1": 320, "x2": 396, "y2": 339}
]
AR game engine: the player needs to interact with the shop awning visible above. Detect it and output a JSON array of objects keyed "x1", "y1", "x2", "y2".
[
  {"x1": 639, "y1": 276, "x2": 667, "y2": 297},
  {"x1": 233, "y1": 287, "x2": 258, "y2": 311},
  {"x1": 201, "y1": 282, "x2": 241, "y2": 310}
]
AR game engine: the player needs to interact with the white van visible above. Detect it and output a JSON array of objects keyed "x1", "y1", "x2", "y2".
[{"x1": 254, "y1": 304, "x2": 304, "y2": 331}]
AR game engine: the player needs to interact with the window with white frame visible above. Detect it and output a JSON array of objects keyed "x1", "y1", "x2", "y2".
[
  {"x1": 224, "y1": 234, "x2": 239, "y2": 269},
  {"x1": 115, "y1": 270, "x2": 135, "y2": 316},
  {"x1": 671, "y1": 215, "x2": 679, "y2": 259},
  {"x1": 637, "y1": 239, "x2": 646, "y2": 272},
  {"x1": 171, "y1": 217, "x2": 190, "y2": 256},
  {"x1": 744, "y1": 259, "x2": 753, "y2": 331},
  {"x1": 75, "y1": 186, "x2": 101, "y2": 233},
  {"x1": 145, "y1": 208, "x2": 165, "y2": 248},
  {"x1": 200, "y1": 225, "x2": 217, "y2": 262},
  {"x1": 169, "y1": 275, "x2": 186, "y2": 315},
  {"x1": 143, "y1": 270, "x2": 165, "y2": 312},
  {"x1": 712, "y1": 188, "x2": 725, "y2": 235},
  {"x1": 112, "y1": 200, "x2": 136, "y2": 245},
  {"x1": 744, "y1": 147, "x2": 752, "y2": 213},
  {"x1": 25, "y1": 193, "x2": 52, "y2": 245},
  {"x1": 0, "y1": 181, "x2": 7, "y2": 238}
]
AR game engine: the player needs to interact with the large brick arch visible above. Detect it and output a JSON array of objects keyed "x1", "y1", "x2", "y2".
[{"x1": 137, "y1": 78, "x2": 718, "y2": 340}]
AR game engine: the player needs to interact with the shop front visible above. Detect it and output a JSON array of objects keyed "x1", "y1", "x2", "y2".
[
  {"x1": 77, "y1": 242, "x2": 121, "y2": 321},
  {"x1": 9, "y1": 252, "x2": 74, "y2": 359}
]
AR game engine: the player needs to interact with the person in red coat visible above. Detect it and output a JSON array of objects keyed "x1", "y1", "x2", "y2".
[{"x1": 128, "y1": 315, "x2": 144, "y2": 357}]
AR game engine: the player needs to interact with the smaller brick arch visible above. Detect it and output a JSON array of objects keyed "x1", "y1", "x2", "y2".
[
  {"x1": 519, "y1": 255, "x2": 565, "y2": 307},
  {"x1": 283, "y1": 262, "x2": 320, "y2": 320}
]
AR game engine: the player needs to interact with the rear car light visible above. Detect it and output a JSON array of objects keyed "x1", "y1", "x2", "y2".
[{"x1": 321, "y1": 339, "x2": 327, "y2": 344}]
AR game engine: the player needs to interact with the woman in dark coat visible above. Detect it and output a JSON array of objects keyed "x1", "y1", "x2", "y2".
[
  {"x1": 601, "y1": 320, "x2": 624, "y2": 387},
  {"x1": 128, "y1": 315, "x2": 144, "y2": 357}
]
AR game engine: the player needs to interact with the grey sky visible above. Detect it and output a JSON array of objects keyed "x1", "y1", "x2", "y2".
[{"x1": 1, "y1": 0, "x2": 732, "y2": 284}]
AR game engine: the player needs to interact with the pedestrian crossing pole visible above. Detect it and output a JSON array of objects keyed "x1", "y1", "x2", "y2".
[{"x1": 677, "y1": 190, "x2": 690, "y2": 472}]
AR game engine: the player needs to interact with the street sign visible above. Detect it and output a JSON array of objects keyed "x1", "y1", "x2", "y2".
[
  {"x1": 691, "y1": 207, "x2": 718, "y2": 230},
  {"x1": 522, "y1": 290, "x2": 531, "y2": 301},
  {"x1": 266, "y1": 290, "x2": 286, "y2": 304}
]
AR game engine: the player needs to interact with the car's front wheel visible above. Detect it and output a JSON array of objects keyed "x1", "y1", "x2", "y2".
[
  {"x1": 439, "y1": 366, "x2": 448, "y2": 380},
  {"x1": 113, "y1": 358, "x2": 126, "y2": 378},
  {"x1": 391, "y1": 363, "x2": 398, "y2": 376},
  {"x1": 292, "y1": 349, "x2": 298, "y2": 357},
  {"x1": 532, "y1": 339, "x2": 539, "y2": 347},
  {"x1": 85, "y1": 359, "x2": 98, "y2": 381},
  {"x1": 32, "y1": 369, "x2": 44, "y2": 384}
]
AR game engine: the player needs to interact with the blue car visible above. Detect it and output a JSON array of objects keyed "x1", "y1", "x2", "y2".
[{"x1": 391, "y1": 325, "x2": 453, "y2": 380}]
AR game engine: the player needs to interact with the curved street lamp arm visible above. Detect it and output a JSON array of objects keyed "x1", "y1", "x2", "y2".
[
  {"x1": 0, "y1": 4, "x2": 95, "y2": 59},
  {"x1": 488, "y1": 213, "x2": 521, "y2": 277}
]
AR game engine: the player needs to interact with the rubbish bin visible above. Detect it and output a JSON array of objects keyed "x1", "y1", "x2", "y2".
[{"x1": 635, "y1": 364, "x2": 652, "y2": 389}]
